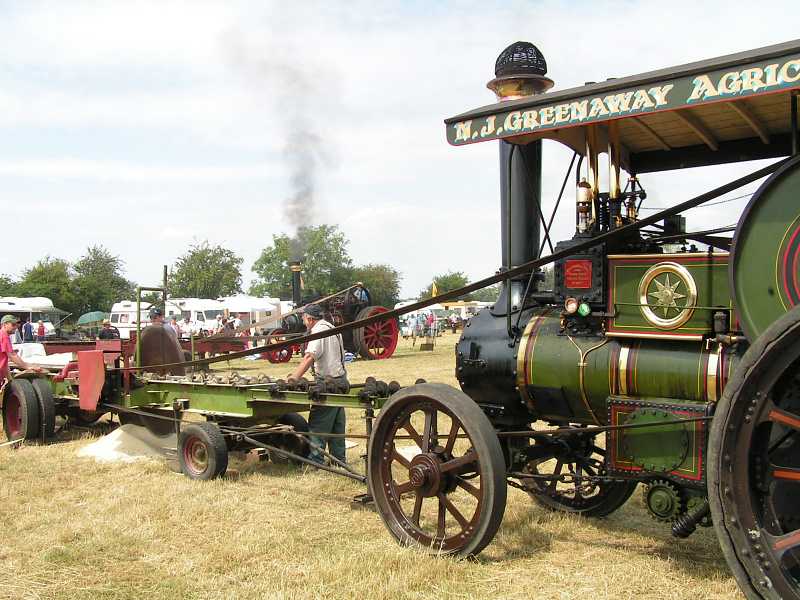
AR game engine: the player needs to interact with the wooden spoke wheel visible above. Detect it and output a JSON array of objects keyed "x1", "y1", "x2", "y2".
[
  {"x1": 710, "y1": 306, "x2": 800, "y2": 599},
  {"x1": 521, "y1": 427, "x2": 637, "y2": 517},
  {"x1": 178, "y1": 422, "x2": 228, "y2": 480},
  {"x1": 2, "y1": 379, "x2": 40, "y2": 441},
  {"x1": 354, "y1": 306, "x2": 399, "y2": 360},
  {"x1": 368, "y1": 383, "x2": 506, "y2": 556},
  {"x1": 263, "y1": 329, "x2": 294, "y2": 364}
]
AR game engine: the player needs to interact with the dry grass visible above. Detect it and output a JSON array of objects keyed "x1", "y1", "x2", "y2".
[{"x1": 0, "y1": 333, "x2": 741, "y2": 599}]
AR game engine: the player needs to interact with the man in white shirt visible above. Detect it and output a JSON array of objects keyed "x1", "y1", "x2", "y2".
[{"x1": 288, "y1": 303, "x2": 348, "y2": 464}]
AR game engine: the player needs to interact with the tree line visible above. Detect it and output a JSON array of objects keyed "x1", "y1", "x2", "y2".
[{"x1": 0, "y1": 225, "x2": 498, "y2": 321}]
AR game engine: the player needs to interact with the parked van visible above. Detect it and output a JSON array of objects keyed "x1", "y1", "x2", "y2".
[
  {"x1": 0, "y1": 296, "x2": 65, "y2": 338},
  {"x1": 109, "y1": 301, "x2": 152, "y2": 340},
  {"x1": 164, "y1": 298, "x2": 225, "y2": 336}
]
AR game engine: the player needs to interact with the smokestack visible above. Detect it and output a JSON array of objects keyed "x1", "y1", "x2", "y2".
[
  {"x1": 289, "y1": 260, "x2": 303, "y2": 306},
  {"x1": 489, "y1": 42, "x2": 553, "y2": 315}
]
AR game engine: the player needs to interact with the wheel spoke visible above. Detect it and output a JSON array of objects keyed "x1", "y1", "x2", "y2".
[
  {"x1": 422, "y1": 409, "x2": 437, "y2": 453},
  {"x1": 395, "y1": 480, "x2": 414, "y2": 494},
  {"x1": 440, "y1": 451, "x2": 477, "y2": 474},
  {"x1": 392, "y1": 446, "x2": 413, "y2": 469},
  {"x1": 439, "y1": 493, "x2": 470, "y2": 529},
  {"x1": 402, "y1": 418, "x2": 424, "y2": 448},
  {"x1": 444, "y1": 420, "x2": 459, "y2": 455},
  {"x1": 772, "y1": 465, "x2": 800, "y2": 481},
  {"x1": 455, "y1": 476, "x2": 481, "y2": 499},
  {"x1": 770, "y1": 528, "x2": 800, "y2": 557},
  {"x1": 766, "y1": 406, "x2": 800, "y2": 431},
  {"x1": 411, "y1": 492, "x2": 424, "y2": 526},
  {"x1": 548, "y1": 460, "x2": 564, "y2": 492},
  {"x1": 437, "y1": 497, "x2": 446, "y2": 538}
]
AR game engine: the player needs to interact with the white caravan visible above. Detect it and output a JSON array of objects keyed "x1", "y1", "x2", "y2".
[
  {"x1": 109, "y1": 301, "x2": 152, "y2": 340},
  {"x1": 0, "y1": 296, "x2": 64, "y2": 338}
]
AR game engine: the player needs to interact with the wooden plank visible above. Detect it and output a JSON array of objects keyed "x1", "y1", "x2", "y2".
[
  {"x1": 673, "y1": 109, "x2": 719, "y2": 151},
  {"x1": 727, "y1": 101, "x2": 770, "y2": 143}
]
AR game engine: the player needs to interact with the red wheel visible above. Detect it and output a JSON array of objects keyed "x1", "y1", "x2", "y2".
[
  {"x1": 354, "y1": 306, "x2": 399, "y2": 360},
  {"x1": 263, "y1": 329, "x2": 293, "y2": 364},
  {"x1": 2, "y1": 379, "x2": 40, "y2": 441}
]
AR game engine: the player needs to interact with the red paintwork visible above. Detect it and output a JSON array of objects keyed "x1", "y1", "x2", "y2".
[
  {"x1": 53, "y1": 361, "x2": 79, "y2": 382},
  {"x1": 77, "y1": 351, "x2": 106, "y2": 411}
]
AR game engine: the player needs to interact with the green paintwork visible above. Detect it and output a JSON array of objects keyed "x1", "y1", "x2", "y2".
[
  {"x1": 619, "y1": 407, "x2": 690, "y2": 473},
  {"x1": 732, "y1": 158, "x2": 800, "y2": 339},
  {"x1": 607, "y1": 254, "x2": 731, "y2": 338},
  {"x1": 125, "y1": 380, "x2": 384, "y2": 423},
  {"x1": 446, "y1": 50, "x2": 800, "y2": 146},
  {"x1": 518, "y1": 310, "x2": 739, "y2": 426}
]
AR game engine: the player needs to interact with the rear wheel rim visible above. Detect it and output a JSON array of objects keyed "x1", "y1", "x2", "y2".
[
  {"x1": 183, "y1": 436, "x2": 209, "y2": 476},
  {"x1": 3, "y1": 393, "x2": 21, "y2": 438}
]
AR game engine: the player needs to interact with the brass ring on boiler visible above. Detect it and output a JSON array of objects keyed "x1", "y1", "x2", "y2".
[{"x1": 637, "y1": 262, "x2": 697, "y2": 329}]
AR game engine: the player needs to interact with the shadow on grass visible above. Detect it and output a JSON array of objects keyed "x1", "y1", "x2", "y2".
[{"x1": 485, "y1": 503, "x2": 730, "y2": 581}]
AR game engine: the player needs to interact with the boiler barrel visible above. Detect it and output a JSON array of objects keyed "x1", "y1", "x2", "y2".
[{"x1": 516, "y1": 312, "x2": 739, "y2": 424}]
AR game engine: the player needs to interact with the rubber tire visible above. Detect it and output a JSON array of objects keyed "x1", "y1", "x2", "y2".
[
  {"x1": 178, "y1": 422, "x2": 228, "y2": 480},
  {"x1": 268, "y1": 413, "x2": 310, "y2": 464},
  {"x1": 31, "y1": 378, "x2": 56, "y2": 441},
  {"x1": 2, "y1": 379, "x2": 40, "y2": 441},
  {"x1": 367, "y1": 382, "x2": 507, "y2": 557},
  {"x1": 709, "y1": 305, "x2": 800, "y2": 600}
]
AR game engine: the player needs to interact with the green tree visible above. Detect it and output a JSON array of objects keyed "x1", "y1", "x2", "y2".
[
  {"x1": 418, "y1": 271, "x2": 470, "y2": 300},
  {"x1": 169, "y1": 241, "x2": 243, "y2": 298},
  {"x1": 350, "y1": 263, "x2": 401, "y2": 308},
  {"x1": 469, "y1": 284, "x2": 500, "y2": 303},
  {"x1": 0, "y1": 274, "x2": 16, "y2": 296},
  {"x1": 72, "y1": 245, "x2": 136, "y2": 314},
  {"x1": 16, "y1": 257, "x2": 77, "y2": 316},
  {"x1": 250, "y1": 225, "x2": 353, "y2": 299}
]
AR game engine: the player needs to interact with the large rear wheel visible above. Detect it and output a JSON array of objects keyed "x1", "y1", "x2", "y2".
[
  {"x1": 354, "y1": 306, "x2": 399, "y2": 360},
  {"x1": 368, "y1": 383, "x2": 506, "y2": 556},
  {"x1": 709, "y1": 306, "x2": 800, "y2": 599}
]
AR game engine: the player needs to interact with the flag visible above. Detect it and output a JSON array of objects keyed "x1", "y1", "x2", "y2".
[{"x1": 431, "y1": 281, "x2": 439, "y2": 297}]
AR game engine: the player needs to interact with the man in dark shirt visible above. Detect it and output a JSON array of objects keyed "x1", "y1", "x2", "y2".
[
  {"x1": 97, "y1": 319, "x2": 120, "y2": 340},
  {"x1": 21, "y1": 319, "x2": 33, "y2": 342}
]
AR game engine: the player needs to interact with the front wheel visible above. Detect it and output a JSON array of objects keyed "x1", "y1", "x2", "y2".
[
  {"x1": 367, "y1": 383, "x2": 507, "y2": 556},
  {"x1": 709, "y1": 306, "x2": 800, "y2": 600},
  {"x1": 178, "y1": 422, "x2": 228, "y2": 480}
]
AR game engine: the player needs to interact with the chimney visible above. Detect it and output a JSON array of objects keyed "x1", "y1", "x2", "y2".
[{"x1": 289, "y1": 260, "x2": 303, "y2": 306}]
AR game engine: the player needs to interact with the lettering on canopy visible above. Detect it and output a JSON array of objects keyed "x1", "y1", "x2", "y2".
[{"x1": 447, "y1": 53, "x2": 800, "y2": 146}]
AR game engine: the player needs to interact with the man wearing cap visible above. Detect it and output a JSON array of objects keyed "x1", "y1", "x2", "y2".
[
  {"x1": 0, "y1": 315, "x2": 44, "y2": 384},
  {"x1": 97, "y1": 318, "x2": 120, "y2": 340},
  {"x1": 288, "y1": 304, "x2": 348, "y2": 465}
]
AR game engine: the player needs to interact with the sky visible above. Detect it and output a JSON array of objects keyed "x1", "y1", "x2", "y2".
[{"x1": 0, "y1": 1, "x2": 798, "y2": 301}]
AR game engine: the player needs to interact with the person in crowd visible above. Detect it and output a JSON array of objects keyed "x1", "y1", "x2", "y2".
[
  {"x1": 169, "y1": 316, "x2": 181, "y2": 338},
  {"x1": 21, "y1": 318, "x2": 33, "y2": 342},
  {"x1": 0, "y1": 315, "x2": 44, "y2": 384},
  {"x1": 97, "y1": 318, "x2": 120, "y2": 340},
  {"x1": 36, "y1": 320, "x2": 46, "y2": 342},
  {"x1": 182, "y1": 315, "x2": 193, "y2": 339},
  {"x1": 287, "y1": 304, "x2": 348, "y2": 465}
]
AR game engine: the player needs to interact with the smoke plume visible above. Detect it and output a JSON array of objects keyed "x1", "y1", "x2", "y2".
[{"x1": 221, "y1": 30, "x2": 339, "y2": 259}]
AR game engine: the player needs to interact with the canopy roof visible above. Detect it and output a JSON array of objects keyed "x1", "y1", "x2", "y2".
[
  {"x1": 445, "y1": 40, "x2": 800, "y2": 172},
  {"x1": 77, "y1": 311, "x2": 109, "y2": 326}
]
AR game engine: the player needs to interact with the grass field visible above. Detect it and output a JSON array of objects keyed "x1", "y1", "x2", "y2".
[{"x1": 0, "y1": 333, "x2": 742, "y2": 599}]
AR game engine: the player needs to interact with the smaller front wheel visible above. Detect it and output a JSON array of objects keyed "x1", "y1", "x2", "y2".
[{"x1": 179, "y1": 422, "x2": 228, "y2": 480}]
